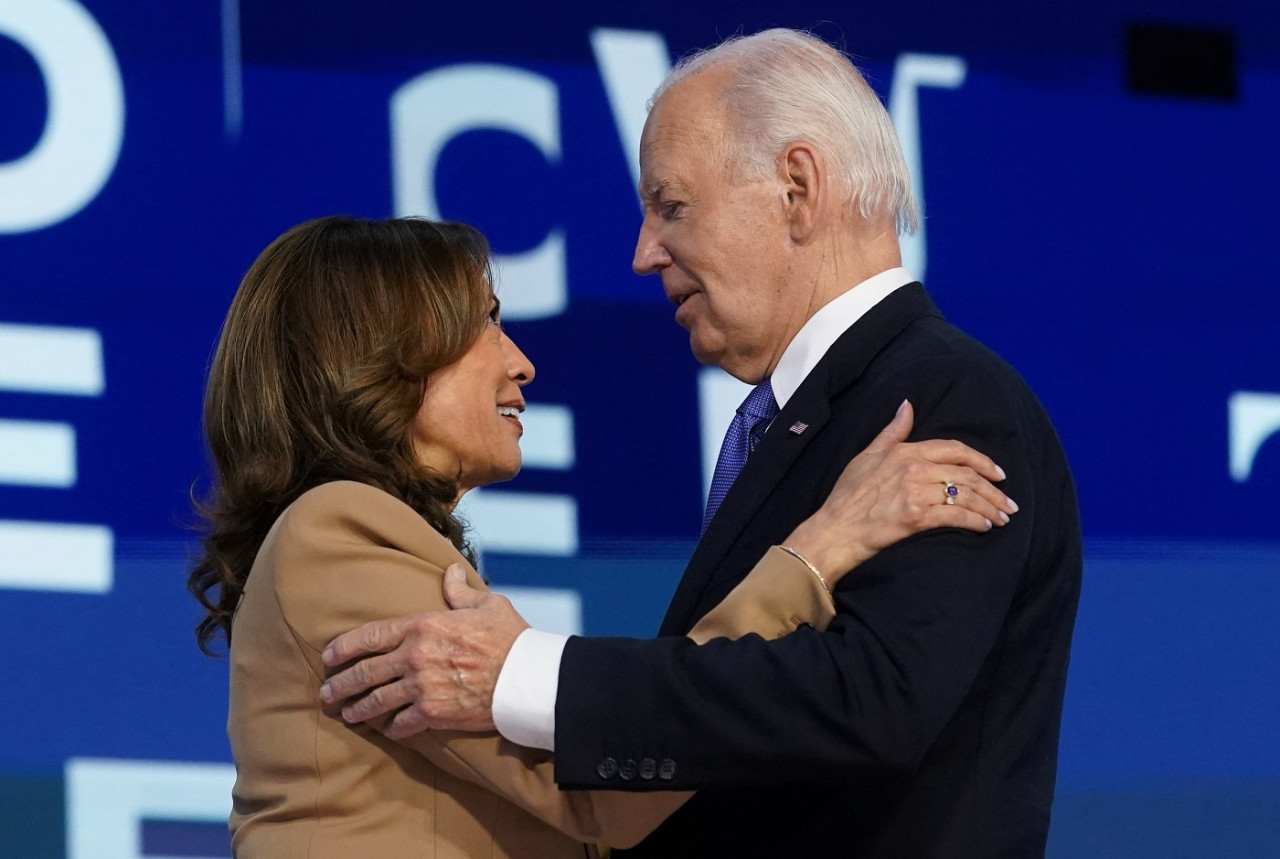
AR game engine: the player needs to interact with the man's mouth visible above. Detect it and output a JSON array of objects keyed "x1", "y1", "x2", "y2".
[
  {"x1": 672, "y1": 290, "x2": 701, "y2": 325},
  {"x1": 497, "y1": 405, "x2": 523, "y2": 418},
  {"x1": 666, "y1": 285, "x2": 697, "y2": 307}
]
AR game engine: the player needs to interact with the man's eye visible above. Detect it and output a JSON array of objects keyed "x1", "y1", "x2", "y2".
[{"x1": 661, "y1": 201, "x2": 684, "y2": 220}]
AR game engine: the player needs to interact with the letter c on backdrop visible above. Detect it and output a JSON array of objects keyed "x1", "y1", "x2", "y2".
[{"x1": 390, "y1": 65, "x2": 565, "y2": 320}]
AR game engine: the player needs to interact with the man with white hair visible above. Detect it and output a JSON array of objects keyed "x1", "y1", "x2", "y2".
[{"x1": 324, "y1": 28, "x2": 1081, "y2": 857}]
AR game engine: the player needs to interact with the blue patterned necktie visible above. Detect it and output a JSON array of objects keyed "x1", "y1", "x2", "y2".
[{"x1": 702, "y1": 379, "x2": 780, "y2": 534}]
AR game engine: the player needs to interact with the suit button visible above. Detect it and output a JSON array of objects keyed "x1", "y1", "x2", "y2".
[
  {"x1": 639, "y1": 757, "x2": 657, "y2": 780},
  {"x1": 596, "y1": 757, "x2": 618, "y2": 780},
  {"x1": 619, "y1": 758, "x2": 638, "y2": 781},
  {"x1": 658, "y1": 758, "x2": 677, "y2": 780}
]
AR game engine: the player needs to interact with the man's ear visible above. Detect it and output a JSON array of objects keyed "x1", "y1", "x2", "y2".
[{"x1": 781, "y1": 144, "x2": 821, "y2": 243}]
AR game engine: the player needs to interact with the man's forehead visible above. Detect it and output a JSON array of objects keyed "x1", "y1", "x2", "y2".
[
  {"x1": 640, "y1": 113, "x2": 704, "y2": 155},
  {"x1": 637, "y1": 108, "x2": 724, "y2": 191},
  {"x1": 637, "y1": 121, "x2": 685, "y2": 189}
]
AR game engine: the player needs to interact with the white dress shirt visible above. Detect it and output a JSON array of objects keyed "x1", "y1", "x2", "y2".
[{"x1": 491, "y1": 268, "x2": 915, "y2": 751}]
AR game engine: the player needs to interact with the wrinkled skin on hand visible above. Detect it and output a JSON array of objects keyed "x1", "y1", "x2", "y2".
[{"x1": 320, "y1": 566, "x2": 528, "y2": 737}]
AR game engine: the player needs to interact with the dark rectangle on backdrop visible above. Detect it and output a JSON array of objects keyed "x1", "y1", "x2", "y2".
[
  {"x1": 140, "y1": 820, "x2": 230, "y2": 857},
  {"x1": 1127, "y1": 23, "x2": 1237, "y2": 100}
]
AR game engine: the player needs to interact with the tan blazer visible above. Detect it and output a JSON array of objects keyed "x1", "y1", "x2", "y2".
[{"x1": 228, "y1": 480, "x2": 834, "y2": 858}]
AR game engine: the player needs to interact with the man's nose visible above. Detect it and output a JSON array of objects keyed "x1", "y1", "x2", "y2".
[{"x1": 632, "y1": 220, "x2": 670, "y2": 275}]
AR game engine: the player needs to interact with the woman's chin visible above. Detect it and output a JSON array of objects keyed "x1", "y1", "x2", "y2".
[
  {"x1": 494, "y1": 462, "x2": 522, "y2": 484},
  {"x1": 462, "y1": 461, "x2": 523, "y2": 493}
]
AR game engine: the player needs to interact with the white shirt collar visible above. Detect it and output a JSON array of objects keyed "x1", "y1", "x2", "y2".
[{"x1": 771, "y1": 267, "x2": 914, "y2": 408}]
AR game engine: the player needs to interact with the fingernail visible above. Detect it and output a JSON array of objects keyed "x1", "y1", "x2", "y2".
[
  {"x1": 319, "y1": 682, "x2": 332, "y2": 701},
  {"x1": 896, "y1": 399, "x2": 908, "y2": 416},
  {"x1": 322, "y1": 646, "x2": 334, "y2": 664},
  {"x1": 999, "y1": 511, "x2": 1010, "y2": 524},
  {"x1": 995, "y1": 465, "x2": 1007, "y2": 481},
  {"x1": 984, "y1": 519, "x2": 993, "y2": 530},
  {"x1": 1007, "y1": 498, "x2": 1019, "y2": 514},
  {"x1": 447, "y1": 566, "x2": 464, "y2": 583}
]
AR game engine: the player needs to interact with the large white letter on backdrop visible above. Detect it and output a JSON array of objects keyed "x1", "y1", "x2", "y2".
[
  {"x1": 0, "y1": 0, "x2": 125, "y2": 233},
  {"x1": 390, "y1": 65, "x2": 565, "y2": 320}
]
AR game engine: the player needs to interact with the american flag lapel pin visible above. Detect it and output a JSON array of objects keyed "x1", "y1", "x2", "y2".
[{"x1": 789, "y1": 421, "x2": 809, "y2": 435}]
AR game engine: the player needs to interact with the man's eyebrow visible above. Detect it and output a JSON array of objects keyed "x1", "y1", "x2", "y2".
[{"x1": 641, "y1": 177, "x2": 681, "y2": 200}]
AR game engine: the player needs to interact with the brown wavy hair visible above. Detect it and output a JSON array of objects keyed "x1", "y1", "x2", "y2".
[{"x1": 189, "y1": 216, "x2": 492, "y2": 654}]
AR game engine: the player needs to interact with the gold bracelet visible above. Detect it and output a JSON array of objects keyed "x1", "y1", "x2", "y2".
[{"x1": 776, "y1": 544, "x2": 834, "y2": 605}]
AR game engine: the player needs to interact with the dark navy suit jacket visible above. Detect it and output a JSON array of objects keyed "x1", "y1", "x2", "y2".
[{"x1": 554, "y1": 284, "x2": 1082, "y2": 858}]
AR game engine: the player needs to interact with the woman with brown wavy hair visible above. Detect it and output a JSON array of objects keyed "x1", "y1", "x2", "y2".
[
  {"x1": 191, "y1": 217, "x2": 489, "y2": 645},
  {"x1": 189, "y1": 215, "x2": 1010, "y2": 857}
]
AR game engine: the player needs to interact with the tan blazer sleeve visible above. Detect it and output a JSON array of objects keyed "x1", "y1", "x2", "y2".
[
  {"x1": 687, "y1": 545, "x2": 836, "y2": 644},
  {"x1": 271, "y1": 481, "x2": 833, "y2": 849}
]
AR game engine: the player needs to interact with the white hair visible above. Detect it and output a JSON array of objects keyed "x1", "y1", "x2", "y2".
[{"x1": 653, "y1": 29, "x2": 919, "y2": 236}]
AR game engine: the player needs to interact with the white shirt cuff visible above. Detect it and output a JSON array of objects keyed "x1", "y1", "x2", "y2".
[{"x1": 492, "y1": 628, "x2": 568, "y2": 751}]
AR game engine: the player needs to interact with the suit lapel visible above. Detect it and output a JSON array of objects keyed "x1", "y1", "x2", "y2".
[{"x1": 660, "y1": 283, "x2": 943, "y2": 634}]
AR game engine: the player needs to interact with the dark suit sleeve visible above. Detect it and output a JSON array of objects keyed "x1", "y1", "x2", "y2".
[{"x1": 553, "y1": 354, "x2": 1059, "y2": 790}]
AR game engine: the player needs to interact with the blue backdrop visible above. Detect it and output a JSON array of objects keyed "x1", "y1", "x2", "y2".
[{"x1": 1, "y1": 1, "x2": 1277, "y2": 856}]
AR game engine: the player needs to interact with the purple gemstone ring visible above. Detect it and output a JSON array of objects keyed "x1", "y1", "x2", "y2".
[{"x1": 944, "y1": 482, "x2": 959, "y2": 505}]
